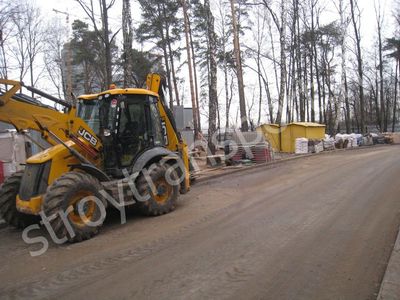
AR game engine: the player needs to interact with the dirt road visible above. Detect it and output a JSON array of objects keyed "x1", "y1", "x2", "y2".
[{"x1": 1, "y1": 146, "x2": 400, "y2": 300}]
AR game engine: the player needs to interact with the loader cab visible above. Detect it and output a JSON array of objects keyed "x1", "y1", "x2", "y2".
[{"x1": 77, "y1": 90, "x2": 165, "y2": 177}]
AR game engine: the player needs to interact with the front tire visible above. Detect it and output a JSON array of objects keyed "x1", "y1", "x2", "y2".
[
  {"x1": 0, "y1": 171, "x2": 38, "y2": 228},
  {"x1": 42, "y1": 172, "x2": 106, "y2": 243},
  {"x1": 137, "y1": 163, "x2": 179, "y2": 216}
]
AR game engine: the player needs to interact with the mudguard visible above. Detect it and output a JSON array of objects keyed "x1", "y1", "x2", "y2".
[
  {"x1": 132, "y1": 147, "x2": 188, "y2": 193},
  {"x1": 69, "y1": 163, "x2": 111, "y2": 182},
  {"x1": 132, "y1": 147, "x2": 179, "y2": 173}
]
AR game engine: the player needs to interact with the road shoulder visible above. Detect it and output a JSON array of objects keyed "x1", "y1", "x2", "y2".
[{"x1": 378, "y1": 225, "x2": 400, "y2": 299}]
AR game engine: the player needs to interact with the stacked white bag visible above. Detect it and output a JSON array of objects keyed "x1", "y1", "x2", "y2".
[
  {"x1": 323, "y1": 134, "x2": 335, "y2": 150},
  {"x1": 295, "y1": 138, "x2": 309, "y2": 154},
  {"x1": 314, "y1": 141, "x2": 324, "y2": 153}
]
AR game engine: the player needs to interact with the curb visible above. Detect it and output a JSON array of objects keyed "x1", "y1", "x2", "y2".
[
  {"x1": 194, "y1": 153, "x2": 312, "y2": 184},
  {"x1": 378, "y1": 225, "x2": 400, "y2": 299},
  {"x1": 193, "y1": 144, "x2": 392, "y2": 185}
]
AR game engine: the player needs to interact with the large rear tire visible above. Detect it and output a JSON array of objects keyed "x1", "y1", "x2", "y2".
[
  {"x1": 0, "y1": 171, "x2": 38, "y2": 228},
  {"x1": 137, "y1": 163, "x2": 179, "y2": 216},
  {"x1": 42, "y1": 171, "x2": 106, "y2": 243}
]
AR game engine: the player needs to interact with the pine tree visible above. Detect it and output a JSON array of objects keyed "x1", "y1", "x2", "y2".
[
  {"x1": 122, "y1": 0, "x2": 133, "y2": 87},
  {"x1": 136, "y1": 0, "x2": 182, "y2": 108}
]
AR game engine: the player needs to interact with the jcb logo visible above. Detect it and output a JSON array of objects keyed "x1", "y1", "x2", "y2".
[{"x1": 78, "y1": 127, "x2": 98, "y2": 146}]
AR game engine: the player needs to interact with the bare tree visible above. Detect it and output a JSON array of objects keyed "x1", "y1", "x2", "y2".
[
  {"x1": 333, "y1": 0, "x2": 351, "y2": 132},
  {"x1": 309, "y1": 0, "x2": 319, "y2": 123},
  {"x1": 43, "y1": 18, "x2": 68, "y2": 99},
  {"x1": 122, "y1": 0, "x2": 133, "y2": 87},
  {"x1": 385, "y1": 37, "x2": 400, "y2": 131},
  {"x1": 393, "y1": 60, "x2": 399, "y2": 131},
  {"x1": 7, "y1": 1, "x2": 45, "y2": 94},
  {"x1": 205, "y1": 0, "x2": 218, "y2": 155},
  {"x1": 182, "y1": 0, "x2": 199, "y2": 139},
  {"x1": 252, "y1": 5, "x2": 268, "y2": 125},
  {"x1": 375, "y1": 0, "x2": 386, "y2": 131},
  {"x1": 350, "y1": 0, "x2": 366, "y2": 133},
  {"x1": 25, "y1": 4, "x2": 45, "y2": 90},
  {"x1": 187, "y1": 11, "x2": 201, "y2": 131},
  {"x1": 216, "y1": 0, "x2": 233, "y2": 132},
  {"x1": 9, "y1": 6, "x2": 29, "y2": 83},
  {"x1": 261, "y1": 0, "x2": 287, "y2": 125},
  {"x1": 0, "y1": 1, "x2": 17, "y2": 79},
  {"x1": 75, "y1": 0, "x2": 119, "y2": 88},
  {"x1": 230, "y1": 0, "x2": 249, "y2": 131}
]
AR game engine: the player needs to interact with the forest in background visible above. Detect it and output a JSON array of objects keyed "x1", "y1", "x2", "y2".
[{"x1": 0, "y1": 0, "x2": 400, "y2": 153}]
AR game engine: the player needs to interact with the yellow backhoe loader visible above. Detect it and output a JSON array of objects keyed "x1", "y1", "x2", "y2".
[{"x1": 0, "y1": 74, "x2": 190, "y2": 242}]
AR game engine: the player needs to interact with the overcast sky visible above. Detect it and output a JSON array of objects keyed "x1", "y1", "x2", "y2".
[
  {"x1": 38, "y1": 0, "x2": 395, "y2": 48},
  {"x1": 34, "y1": 0, "x2": 396, "y2": 125}
]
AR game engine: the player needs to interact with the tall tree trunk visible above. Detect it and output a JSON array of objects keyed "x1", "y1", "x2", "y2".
[
  {"x1": 266, "y1": 78, "x2": 274, "y2": 124},
  {"x1": 122, "y1": 0, "x2": 133, "y2": 87},
  {"x1": 309, "y1": 0, "x2": 317, "y2": 122},
  {"x1": 224, "y1": 65, "x2": 230, "y2": 130},
  {"x1": 268, "y1": 19, "x2": 280, "y2": 95},
  {"x1": 286, "y1": 29, "x2": 294, "y2": 123},
  {"x1": 312, "y1": 20, "x2": 322, "y2": 123},
  {"x1": 230, "y1": 0, "x2": 248, "y2": 131},
  {"x1": 322, "y1": 65, "x2": 326, "y2": 123},
  {"x1": 373, "y1": 64, "x2": 381, "y2": 128},
  {"x1": 161, "y1": 40, "x2": 174, "y2": 108},
  {"x1": 309, "y1": 50, "x2": 315, "y2": 122},
  {"x1": 376, "y1": 5, "x2": 385, "y2": 131},
  {"x1": 326, "y1": 64, "x2": 334, "y2": 135},
  {"x1": 257, "y1": 50, "x2": 263, "y2": 125},
  {"x1": 338, "y1": 0, "x2": 348, "y2": 131},
  {"x1": 286, "y1": 56, "x2": 293, "y2": 122},
  {"x1": 275, "y1": 0, "x2": 287, "y2": 125},
  {"x1": 160, "y1": 3, "x2": 180, "y2": 106},
  {"x1": 0, "y1": 35, "x2": 8, "y2": 79},
  {"x1": 100, "y1": 0, "x2": 112, "y2": 87},
  {"x1": 350, "y1": 0, "x2": 366, "y2": 133},
  {"x1": 220, "y1": 14, "x2": 231, "y2": 130},
  {"x1": 205, "y1": 0, "x2": 218, "y2": 155},
  {"x1": 76, "y1": 0, "x2": 118, "y2": 89},
  {"x1": 187, "y1": 11, "x2": 201, "y2": 131},
  {"x1": 156, "y1": 7, "x2": 174, "y2": 109},
  {"x1": 385, "y1": 85, "x2": 390, "y2": 130},
  {"x1": 393, "y1": 60, "x2": 399, "y2": 132},
  {"x1": 182, "y1": 0, "x2": 199, "y2": 139},
  {"x1": 289, "y1": 46, "x2": 297, "y2": 121},
  {"x1": 167, "y1": 43, "x2": 180, "y2": 106},
  {"x1": 29, "y1": 54, "x2": 34, "y2": 95},
  {"x1": 344, "y1": 73, "x2": 351, "y2": 133},
  {"x1": 165, "y1": 34, "x2": 180, "y2": 106},
  {"x1": 256, "y1": 14, "x2": 263, "y2": 125},
  {"x1": 304, "y1": 52, "x2": 309, "y2": 122},
  {"x1": 296, "y1": 41, "x2": 305, "y2": 121},
  {"x1": 294, "y1": 0, "x2": 305, "y2": 122},
  {"x1": 261, "y1": 63, "x2": 274, "y2": 123}
]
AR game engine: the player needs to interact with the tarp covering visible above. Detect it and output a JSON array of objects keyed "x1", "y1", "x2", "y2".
[{"x1": 0, "y1": 131, "x2": 27, "y2": 177}]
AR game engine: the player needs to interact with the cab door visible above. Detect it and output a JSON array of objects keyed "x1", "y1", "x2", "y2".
[{"x1": 117, "y1": 95, "x2": 150, "y2": 168}]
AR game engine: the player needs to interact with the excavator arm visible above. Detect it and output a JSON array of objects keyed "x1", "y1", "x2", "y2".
[
  {"x1": 146, "y1": 73, "x2": 190, "y2": 192},
  {"x1": 0, "y1": 79, "x2": 102, "y2": 162}
]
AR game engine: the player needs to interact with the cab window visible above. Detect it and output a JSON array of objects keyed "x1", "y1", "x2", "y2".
[
  {"x1": 149, "y1": 97, "x2": 164, "y2": 146},
  {"x1": 117, "y1": 96, "x2": 147, "y2": 167}
]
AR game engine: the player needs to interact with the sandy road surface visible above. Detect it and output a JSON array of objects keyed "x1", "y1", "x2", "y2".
[{"x1": 0, "y1": 146, "x2": 400, "y2": 300}]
